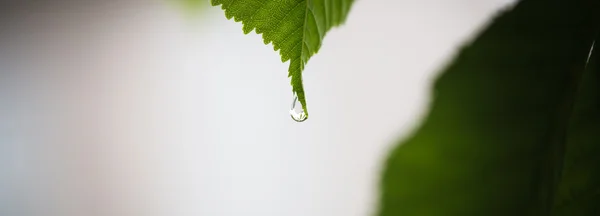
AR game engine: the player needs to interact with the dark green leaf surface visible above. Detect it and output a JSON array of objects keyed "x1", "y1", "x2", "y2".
[
  {"x1": 211, "y1": 0, "x2": 354, "y2": 117},
  {"x1": 553, "y1": 39, "x2": 600, "y2": 215},
  {"x1": 379, "y1": 0, "x2": 600, "y2": 215}
]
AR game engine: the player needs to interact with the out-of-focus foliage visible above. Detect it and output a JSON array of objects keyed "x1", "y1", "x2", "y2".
[
  {"x1": 179, "y1": 0, "x2": 207, "y2": 8},
  {"x1": 554, "y1": 38, "x2": 600, "y2": 216},
  {"x1": 379, "y1": 0, "x2": 600, "y2": 215},
  {"x1": 174, "y1": 0, "x2": 209, "y2": 15},
  {"x1": 210, "y1": 0, "x2": 355, "y2": 118}
]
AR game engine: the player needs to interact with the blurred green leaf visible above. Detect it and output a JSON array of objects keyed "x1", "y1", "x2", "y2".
[
  {"x1": 173, "y1": 0, "x2": 209, "y2": 15},
  {"x1": 179, "y1": 0, "x2": 208, "y2": 9},
  {"x1": 210, "y1": 0, "x2": 354, "y2": 118},
  {"x1": 379, "y1": 0, "x2": 600, "y2": 215},
  {"x1": 553, "y1": 39, "x2": 600, "y2": 215}
]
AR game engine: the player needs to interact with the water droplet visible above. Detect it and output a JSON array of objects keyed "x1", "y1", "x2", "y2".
[{"x1": 290, "y1": 93, "x2": 308, "y2": 122}]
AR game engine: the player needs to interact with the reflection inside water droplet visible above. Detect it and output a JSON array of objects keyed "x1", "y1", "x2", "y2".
[{"x1": 290, "y1": 93, "x2": 308, "y2": 122}]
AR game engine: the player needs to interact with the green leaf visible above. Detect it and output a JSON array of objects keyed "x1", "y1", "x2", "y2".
[
  {"x1": 175, "y1": 0, "x2": 209, "y2": 15},
  {"x1": 210, "y1": 0, "x2": 354, "y2": 117},
  {"x1": 379, "y1": 0, "x2": 600, "y2": 216},
  {"x1": 179, "y1": 0, "x2": 208, "y2": 9},
  {"x1": 553, "y1": 39, "x2": 600, "y2": 215}
]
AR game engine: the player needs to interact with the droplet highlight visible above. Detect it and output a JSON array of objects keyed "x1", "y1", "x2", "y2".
[{"x1": 290, "y1": 93, "x2": 308, "y2": 122}]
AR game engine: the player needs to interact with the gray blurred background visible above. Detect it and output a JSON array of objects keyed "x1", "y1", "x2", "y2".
[{"x1": 0, "y1": 0, "x2": 514, "y2": 216}]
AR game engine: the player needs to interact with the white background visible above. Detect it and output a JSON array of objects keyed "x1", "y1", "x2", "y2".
[{"x1": 0, "y1": 0, "x2": 514, "y2": 216}]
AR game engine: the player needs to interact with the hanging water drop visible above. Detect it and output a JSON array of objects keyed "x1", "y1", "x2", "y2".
[{"x1": 290, "y1": 93, "x2": 308, "y2": 122}]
